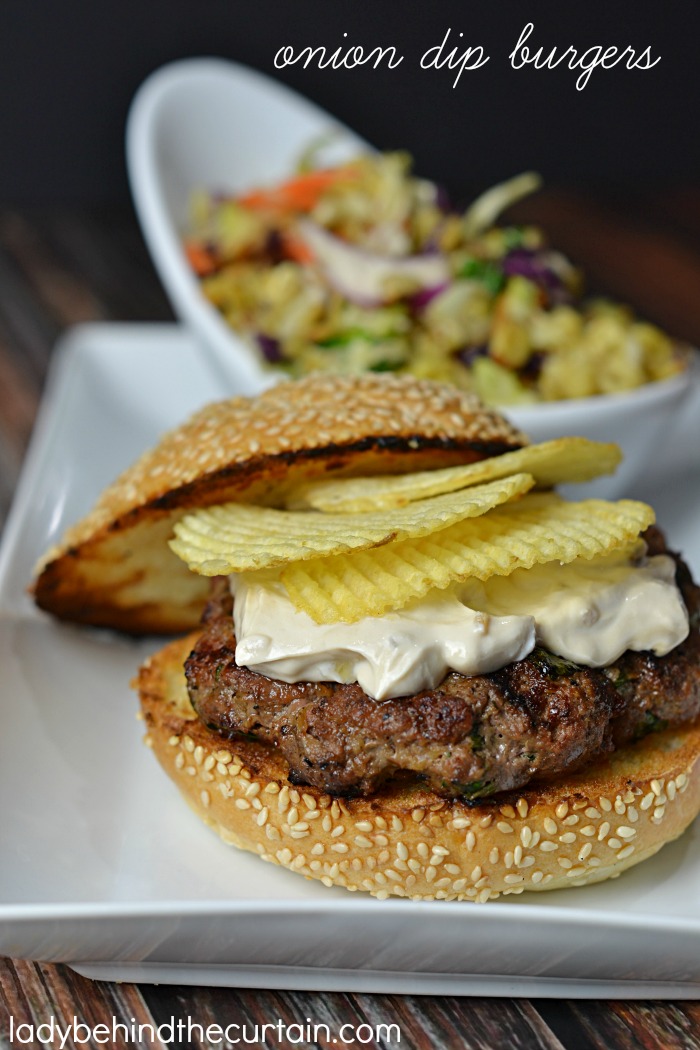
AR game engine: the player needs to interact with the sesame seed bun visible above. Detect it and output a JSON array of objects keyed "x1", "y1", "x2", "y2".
[
  {"x1": 138, "y1": 632, "x2": 700, "y2": 901},
  {"x1": 33, "y1": 374, "x2": 524, "y2": 634}
]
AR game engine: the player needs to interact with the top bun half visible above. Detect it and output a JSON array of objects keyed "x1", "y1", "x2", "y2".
[{"x1": 33, "y1": 373, "x2": 525, "y2": 633}]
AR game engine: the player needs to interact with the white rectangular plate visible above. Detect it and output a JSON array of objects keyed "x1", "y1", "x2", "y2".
[{"x1": 2, "y1": 322, "x2": 700, "y2": 995}]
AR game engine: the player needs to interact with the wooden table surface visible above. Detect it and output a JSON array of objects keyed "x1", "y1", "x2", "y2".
[{"x1": 1, "y1": 192, "x2": 700, "y2": 1049}]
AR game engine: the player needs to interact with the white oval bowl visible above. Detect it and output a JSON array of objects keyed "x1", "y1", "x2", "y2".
[{"x1": 127, "y1": 57, "x2": 698, "y2": 498}]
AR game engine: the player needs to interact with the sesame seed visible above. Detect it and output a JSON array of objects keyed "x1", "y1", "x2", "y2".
[
  {"x1": 466, "y1": 831, "x2": 476, "y2": 852},
  {"x1": 651, "y1": 779, "x2": 663, "y2": 797},
  {"x1": 266, "y1": 827, "x2": 280, "y2": 841},
  {"x1": 186, "y1": 766, "x2": 196, "y2": 777},
  {"x1": 305, "y1": 810, "x2": 320, "y2": 821},
  {"x1": 479, "y1": 815, "x2": 493, "y2": 829},
  {"x1": 531, "y1": 871, "x2": 544, "y2": 884},
  {"x1": 417, "y1": 842, "x2": 430, "y2": 860},
  {"x1": 397, "y1": 842, "x2": 409, "y2": 861},
  {"x1": 544, "y1": 818, "x2": 558, "y2": 835},
  {"x1": 627, "y1": 807, "x2": 639, "y2": 823},
  {"x1": 471, "y1": 865, "x2": 483, "y2": 882},
  {"x1": 578, "y1": 843, "x2": 593, "y2": 861},
  {"x1": 193, "y1": 745, "x2": 204, "y2": 765},
  {"x1": 277, "y1": 848, "x2": 292, "y2": 865},
  {"x1": 607, "y1": 838, "x2": 622, "y2": 850},
  {"x1": 497, "y1": 821, "x2": 514, "y2": 835},
  {"x1": 520, "y1": 827, "x2": 533, "y2": 847},
  {"x1": 257, "y1": 808, "x2": 268, "y2": 827},
  {"x1": 331, "y1": 825, "x2": 345, "y2": 838},
  {"x1": 432, "y1": 845, "x2": 450, "y2": 857},
  {"x1": 504, "y1": 852, "x2": 514, "y2": 870},
  {"x1": 504, "y1": 874, "x2": 523, "y2": 885},
  {"x1": 374, "y1": 834, "x2": 389, "y2": 847},
  {"x1": 278, "y1": 787, "x2": 290, "y2": 813},
  {"x1": 412, "y1": 808, "x2": 426, "y2": 823},
  {"x1": 445, "y1": 864, "x2": 461, "y2": 876},
  {"x1": 617, "y1": 826, "x2": 636, "y2": 839},
  {"x1": 617, "y1": 844, "x2": 635, "y2": 860},
  {"x1": 566, "y1": 866, "x2": 587, "y2": 878},
  {"x1": 676, "y1": 773, "x2": 688, "y2": 789},
  {"x1": 653, "y1": 807, "x2": 666, "y2": 822},
  {"x1": 354, "y1": 820, "x2": 373, "y2": 833},
  {"x1": 514, "y1": 845, "x2": 523, "y2": 865},
  {"x1": 175, "y1": 753, "x2": 185, "y2": 770},
  {"x1": 559, "y1": 832, "x2": 576, "y2": 844},
  {"x1": 214, "y1": 750, "x2": 232, "y2": 764},
  {"x1": 322, "y1": 815, "x2": 332, "y2": 833},
  {"x1": 290, "y1": 789, "x2": 301, "y2": 805},
  {"x1": 500, "y1": 804, "x2": 516, "y2": 819},
  {"x1": 540, "y1": 841, "x2": 558, "y2": 852},
  {"x1": 562, "y1": 814, "x2": 580, "y2": 826},
  {"x1": 245, "y1": 782, "x2": 260, "y2": 798},
  {"x1": 183, "y1": 736, "x2": 195, "y2": 753},
  {"x1": 580, "y1": 825, "x2": 595, "y2": 837},
  {"x1": 168, "y1": 735, "x2": 180, "y2": 747},
  {"x1": 599, "y1": 796, "x2": 612, "y2": 812},
  {"x1": 392, "y1": 816, "x2": 404, "y2": 832},
  {"x1": 287, "y1": 808, "x2": 299, "y2": 827},
  {"x1": 452, "y1": 817, "x2": 470, "y2": 830},
  {"x1": 203, "y1": 755, "x2": 215, "y2": 772},
  {"x1": 667, "y1": 782, "x2": 677, "y2": 801},
  {"x1": 311, "y1": 843, "x2": 324, "y2": 856},
  {"x1": 200, "y1": 790, "x2": 210, "y2": 808},
  {"x1": 331, "y1": 843, "x2": 349, "y2": 853},
  {"x1": 489, "y1": 847, "x2": 500, "y2": 864},
  {"x1": 640, "y1": 792, "x2": 655, "y2": 811},
  {"x1": 517, "y1": 798, "x2": 529, "y2": 818},
  {"x1": 354, "y1": 836, "x2": 373, "y2": 849},
  {"x1": 614, "y1": 798, "x2": 626, "y2": 815},
  {"x1": 216, "y1": 763, "x2": 229, "y2": 776},
  {"x1": 584, "y1": 807, "x2": 600, "y2": 820},
  {"x1": 235, "y1": 799, "x2": 251, "y2": 810},
  {"x1": 598, "y1": 821, "x2": 611, "y2": 841},
  {"x1": 555, "y1": 802, "x2": 569, "y2": 819},
  {"x1": 290, "y1": 829, "x2": 310, "y2": 840},
  {"x1": 558, "y1": 858, "x2": 573, "y2": 870}
]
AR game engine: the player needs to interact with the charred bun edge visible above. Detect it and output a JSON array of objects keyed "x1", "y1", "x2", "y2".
[
  {"x1": 32, "y1": 373, "x2": 525, "y2": 634},
  {"x1": 138, "y1": 633, "x2": 700, "y2": 901}
]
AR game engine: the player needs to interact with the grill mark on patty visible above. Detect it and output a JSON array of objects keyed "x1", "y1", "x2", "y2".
[{"x1": 184, "y1": 528, "x2": 700, "y2": 799}]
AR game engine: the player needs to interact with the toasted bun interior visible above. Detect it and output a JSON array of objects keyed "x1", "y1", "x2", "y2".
[
  {"x1": 33, "y1": 374, "x2": 524, "y2": 633},
  {"x1": 138, "y1": 633, "x2": 700, "y2": 901}
]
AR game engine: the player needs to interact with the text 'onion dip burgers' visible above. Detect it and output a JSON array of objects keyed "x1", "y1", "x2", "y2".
[{"x1": 33, "y1": 374, "x2": 700, "y2": 901}]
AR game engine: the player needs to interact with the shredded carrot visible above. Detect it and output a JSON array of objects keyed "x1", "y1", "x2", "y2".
[
  {"x1": 184, "y1": 240, "x2": 218, "y2": 276},
  {"x1": 281, "y1": 233, "x2": 315, "y2": 264},
  {"x1": 238, "y1": 166, "x2": 356, "y2": 214}
]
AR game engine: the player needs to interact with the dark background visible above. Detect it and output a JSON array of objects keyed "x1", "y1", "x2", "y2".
[{"x1": 0, "y1": 0, "x2": 697, "y2": 206}]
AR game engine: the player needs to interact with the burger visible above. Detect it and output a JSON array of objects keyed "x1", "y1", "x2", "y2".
[{"x1": 33, "y1": 373, "x2": 700, "y2": 901}]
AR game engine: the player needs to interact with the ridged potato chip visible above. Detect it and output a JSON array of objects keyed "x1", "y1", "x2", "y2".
[
  {"x1": 280, "y1": 493, "x2": 655, "y2": 623},
  {"x1": 285, "y1": 437, "x2": 621, "y2": 513},
  {"x1": 169, "y1": 472, "x2": 534, "y2": 575}
]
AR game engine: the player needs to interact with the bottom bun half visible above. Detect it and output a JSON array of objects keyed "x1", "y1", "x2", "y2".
[{"x1": 138, "y1": 633, "x2": 700, "y2": 902}]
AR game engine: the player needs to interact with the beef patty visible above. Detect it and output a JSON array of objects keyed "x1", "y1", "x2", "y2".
[{"x1": 185, "y1": 529, "x2": 700, "y2": 799}]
